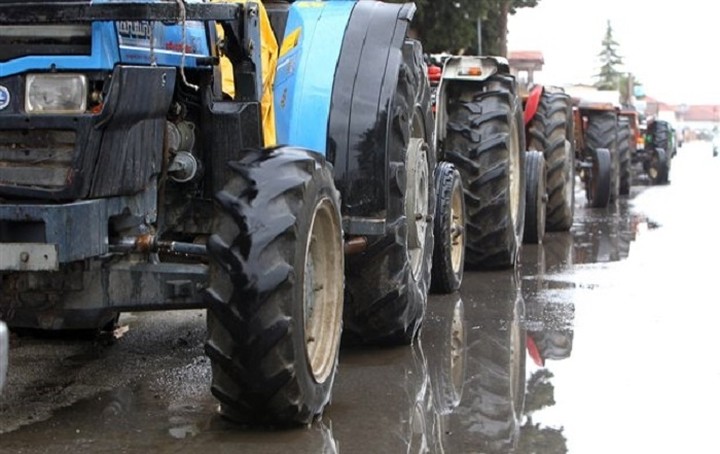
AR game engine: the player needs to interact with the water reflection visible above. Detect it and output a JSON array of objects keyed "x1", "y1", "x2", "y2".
[
  {"x1": 572, "y1": 203, "x2": 638, "y2": 264},
  {"x1": 521, "y1": 236, "x2": 576, "y2": 367},
  {"x1": 519, "y1": 238, "x2": 575, "y2": 453},
  {"x1": 330, "y1": 295, "x2": 470, "y2": 453},
  {"x1": 439, "y1": 270, "x2": 526, "y2": 453},
  {"x1": 329, "y1": 334, "x2": 434, "y2": 451}
]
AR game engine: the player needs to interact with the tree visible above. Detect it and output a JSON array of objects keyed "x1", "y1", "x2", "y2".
[
  {"x1": 397, "y1": 0, "x2": 541, "y2": 55},
  {"x1": 594, "y1": 20, "x2": 624, "y2": 90},
  {"x1": 483, "y1": 0, "x2": 540, "y2": 56}
]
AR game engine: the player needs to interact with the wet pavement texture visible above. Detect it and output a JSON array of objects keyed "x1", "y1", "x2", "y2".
[{"x1": 1, "y1": 141, "x2": 720, "y2": 453}]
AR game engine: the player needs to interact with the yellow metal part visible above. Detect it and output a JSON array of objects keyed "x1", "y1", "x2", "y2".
[
  {"x1": 215, "y1": 0, "x2": 278, "y2": 146},
  {"x1": 280, "y1": 27, "x2": 301, "y2": 58}
]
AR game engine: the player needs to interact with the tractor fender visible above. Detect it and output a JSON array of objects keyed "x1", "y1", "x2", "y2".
[
  {"x1": 326, "y1": 1, "x2": 418, "y2": 218},
  {"x1": 433, "y1": 56, "x2": 506, "y2": 149},
  {"x1": 272, "y1": 1, "x2": 421, "y2": 218},
  {"x1": 523, "y1": 84, "x2": 544, "y2": 126},
  {"x1": 272, "y1": 1, "x2": 356, "y2": 154}
]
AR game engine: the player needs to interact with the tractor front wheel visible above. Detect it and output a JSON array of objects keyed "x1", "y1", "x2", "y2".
[
  {"x1": 205, "y1": 148, "x2": 344, "y2": 425},
  {"x1": 431, "y1": 162, "x2": 466, "y2": 294},
  {"x1": 523, "y1": 150, "x2": 547, "y2": 244}
]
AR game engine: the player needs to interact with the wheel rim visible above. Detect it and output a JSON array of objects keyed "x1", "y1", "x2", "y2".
[
  {"x1": 510, "y1": 298, "x2": 524, "y2": 417},
  {"x1": 304, "y1": 198, "x2": 343, "y2": 384},
  {"x1": 648, "y1": 155, "x2": 659, "y2": 180},
  {"x1": 508, "y1": 114, "x2": 521, "y2": 228},
  {"x1": 537, "y1": 162, "x2": 546, "y2": 237},
  {"x1": 406, "y1": 109, "x2": 430, "y2": 280},
  {"x1": 450, "y1": 180, "x2": 465, "y2": 273},
  {"x1": 590, "y1": 154, "x2": 601, "y2": 201},
  {"x1": 563, "y1": 140, "x2": 574, "y2": 205},
  {"x1": 449, "y1": 301, "x2": 466, "y2": 402}
]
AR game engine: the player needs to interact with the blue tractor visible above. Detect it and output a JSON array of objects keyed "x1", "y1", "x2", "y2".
[{"x1": 0, "y1": 0, "x2": 435, "y2": 424}]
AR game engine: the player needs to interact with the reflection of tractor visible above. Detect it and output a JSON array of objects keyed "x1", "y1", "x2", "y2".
[
  {"x1": 0, "y1": 0, "x2": 435, "y2": 425},
  {"x1": 428, "y1": 55, "x2": 527, "y2": 293}
]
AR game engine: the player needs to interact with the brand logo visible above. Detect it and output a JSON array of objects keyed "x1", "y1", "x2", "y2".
[{"x1": 0, "y1": 86, "x2": 9, "y2": 111}]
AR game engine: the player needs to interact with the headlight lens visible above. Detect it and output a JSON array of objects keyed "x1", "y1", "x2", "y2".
[{"x1": 25, "y1": 74, "x2": 88, "y2": 114}]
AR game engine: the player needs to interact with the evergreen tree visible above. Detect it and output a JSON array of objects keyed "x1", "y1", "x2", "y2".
[{"x1": 595, "y1": 20, "x2": 624, "y2": 90}]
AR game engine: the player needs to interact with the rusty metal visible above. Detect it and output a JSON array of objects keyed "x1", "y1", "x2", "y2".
[
  {"x1": 344, "y1": 237, "x2": 368, "y2": 256},
  {"x1": 135, "y1": 234, "x2": 155, "y2": 253}
]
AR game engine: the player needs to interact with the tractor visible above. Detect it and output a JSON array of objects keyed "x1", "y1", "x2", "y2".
[
  {"x1": 427, "y1": 54, "x2": 528, "y2": 293},
  {"x1": 635, "y1": 118, "x2": 674, "y2": 185},
  {"x1": 568, "y1": 93, "x2": 621, "y2": 209},
  {"x1": 521, "y1": 85, "x2": 576, "y2": 243},
  {"x1": 0, "y1": 0, "x2": 436, "y2": 425},
  {"x1": 617, "y1": 110, "x2": 640, "y2": 195}
]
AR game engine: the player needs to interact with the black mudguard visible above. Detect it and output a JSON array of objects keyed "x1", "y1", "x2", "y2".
[{"x1": 327, "y1": 1, "x2": 418, "y2": 218}]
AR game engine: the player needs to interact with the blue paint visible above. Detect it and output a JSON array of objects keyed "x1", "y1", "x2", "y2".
[
  {"x1": 0, "y1": 0, "x2": 213, "y2": 78},
  {"x1": 0, "y1": 22, "x2": 120, "y2": 78},
  {"x1": 274, "y1": 1, "x2": 355, "y2": 156}
]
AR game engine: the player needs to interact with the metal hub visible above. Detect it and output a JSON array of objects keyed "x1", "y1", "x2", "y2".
[
  {"x1": 406, "y1": 109, "x2": 430, "y2": 280},
  {"x1": 509, "y1": 114, "x2": 521, "y2": 229},
  {"x1": 450, "y1": 181, "x2": 465, "y2": 273},
  {"x1": 303, "y1": 197, "x2": 343, "y2": 384}
]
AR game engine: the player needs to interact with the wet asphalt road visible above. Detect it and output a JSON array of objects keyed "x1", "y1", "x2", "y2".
[{"x1": 1, "y1": 141, "x2": 719, "y2": 453}]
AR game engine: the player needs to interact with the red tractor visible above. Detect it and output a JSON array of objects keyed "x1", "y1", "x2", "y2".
[{"x1": 521, "y1": 85, "x2": 576, "y2": 243}]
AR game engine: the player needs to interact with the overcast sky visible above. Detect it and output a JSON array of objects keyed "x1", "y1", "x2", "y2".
[{"x1": 508, "y1": 0, "x2": 720, "y2": 105}]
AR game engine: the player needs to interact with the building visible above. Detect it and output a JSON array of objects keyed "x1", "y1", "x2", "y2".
[{"x1": 508, "y1": 50, "x2": 544, "y2": 87}]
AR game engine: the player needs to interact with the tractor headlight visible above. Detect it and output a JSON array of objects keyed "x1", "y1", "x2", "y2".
[{"x1": 25, "y1": 74, "x2": 88, "y2": 114}]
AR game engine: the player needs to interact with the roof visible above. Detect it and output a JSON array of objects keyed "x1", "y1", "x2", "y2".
[
  {"x1": 679, "y1": 105, "x2": 720, "y2": 122},
  {"x1": 508, "y1": 50, "x2": 544, "y2": 64}
]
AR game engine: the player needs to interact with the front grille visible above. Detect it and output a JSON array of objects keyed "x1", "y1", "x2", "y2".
[
  {"x1": 0, "y1": 130, "x2": 76, "y2": 189},
  {"x1": 0, "y1": 25, "x2": 91, "y2": 62}
]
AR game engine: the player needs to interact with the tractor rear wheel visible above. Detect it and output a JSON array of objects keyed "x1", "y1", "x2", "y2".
[
  {"x1": 445, "y1": 79, "x2": 526, "y2": 269},
  {"x1": 343, "y1": 39, "x2": 435, "y2": 346},
  {"x1": 617, "y1": 119, "x2": 633, "y2": 196},
  {"x1": 526, "y1": 91, "x2": 575, "y2": 231},
  {"x1": 587, "y1": 147, "x2": 612, "y2": 208},
  {"x1": 648, "y1": 148, "x2": 670, "y2": 185},
  {"x1": 585, "y1": 111, "x2": 619, "y2": 203},
  {"x1": 205, "y1": 148, "x2": 344, "y2": 425},
  {"x1": 650, "y1": 121, "x2": 672, "y2": 184}
]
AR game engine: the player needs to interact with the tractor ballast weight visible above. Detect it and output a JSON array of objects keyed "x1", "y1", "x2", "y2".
[{"x1": 0, "y1": 0, "x2": 436, "y2": 425}]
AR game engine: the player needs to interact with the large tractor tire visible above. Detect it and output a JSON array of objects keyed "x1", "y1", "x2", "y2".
[
  {"x1": 586, "y1": 148, "x2": 612, "y2": 208},
  {"x1": 650, "y1": 120, "x2": 672, "y2": 184},
  {"x1": 343, "y1": 39, "x2": 435, "y2": 346},
  {"x1": 523, "y1": 150, "x2": 547, "y2": 245},
  {"x1": 205, "y1": 148, "x2": 344, "y2": 425},
  {"x1": 445, "y1": 78, "x2": 526, "y2": 269},
  {"x1": 617, "y1": 119, "x2": 633, "y2": 196},
  {"x1": 585, "y1": 110, "x2": 619, "y2": 203},
  {"x1": 526, "y1": 91, "x2": 575, "y2": 231},
  {"x1": 430, "y1": 162, "x2": 466, "y2": 294}
]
